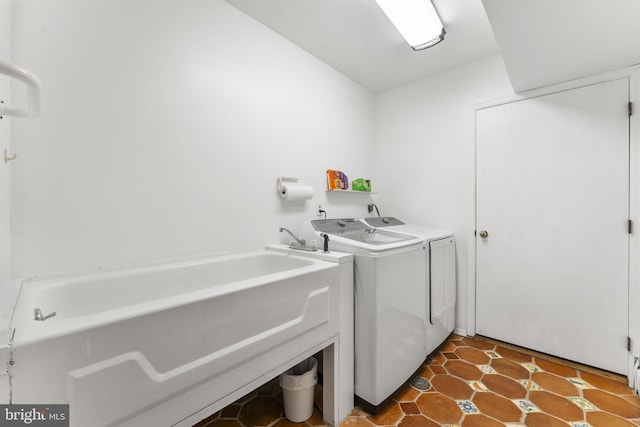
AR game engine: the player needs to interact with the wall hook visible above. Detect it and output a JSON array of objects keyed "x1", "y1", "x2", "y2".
[{"x1": 4, "y1": 148, "x2": 16, "y2": 163}]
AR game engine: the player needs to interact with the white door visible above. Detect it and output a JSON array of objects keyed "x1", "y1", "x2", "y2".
[{"x1": 476, "y1": 79, "x2": 629, "y2": 374}]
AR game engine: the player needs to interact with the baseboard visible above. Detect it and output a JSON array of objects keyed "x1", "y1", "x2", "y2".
[{"x1": 453, "y1": 327, "x2": 467, "y2": 337}]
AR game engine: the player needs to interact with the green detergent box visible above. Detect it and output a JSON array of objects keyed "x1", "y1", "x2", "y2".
[{"x1": 352, "y1": 178, "x2": 371, "y2": 192}]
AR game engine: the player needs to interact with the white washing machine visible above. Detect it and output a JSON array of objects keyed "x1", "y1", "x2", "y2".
[
  {"x1": 362, "y1": 217, "x2": 456, "y2": 356},
  {"x1": 299, "y1": 218, "x2": 427, "y2": 413}
]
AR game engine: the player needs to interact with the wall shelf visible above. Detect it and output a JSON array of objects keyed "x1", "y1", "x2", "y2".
[{"x1": 326, "y1": 190, "x2": 377, "y2": 195}]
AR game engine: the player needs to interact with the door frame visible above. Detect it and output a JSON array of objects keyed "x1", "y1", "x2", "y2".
[{"x1": 467, "y1": 65, "x2": 640, "y2": 384}]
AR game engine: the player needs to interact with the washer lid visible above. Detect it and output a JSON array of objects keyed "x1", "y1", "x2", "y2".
[
  {"x1": 311, "y1": 218, "x2": 366, "y2": 234},
  {"x1": 362, "y1": 216, "x2": 405, "y2": 227},
  {"x1": 310, "y1": 218, "x2": 421, "y2": 250},
  {"x1": 362, "y1": 217, "x2": 454, "y2": 241}
]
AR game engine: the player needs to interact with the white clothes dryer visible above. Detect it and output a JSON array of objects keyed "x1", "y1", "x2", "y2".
[
  {"x1": 299, "y1": 218, "x2": 427, "y2": 413},
  {"x1": 362, "y1": 217, "x2": 456, "y2": 356}
]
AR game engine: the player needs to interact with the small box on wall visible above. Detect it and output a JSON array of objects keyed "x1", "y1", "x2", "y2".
[
  {"x1": 351, "y1": 178, "x2": 371, "y2": 192},
  {"x1": 326, "y1": 170, "x2": 349, "y2": 191}
]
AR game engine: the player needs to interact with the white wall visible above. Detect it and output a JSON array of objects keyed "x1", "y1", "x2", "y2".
[
  {"x1": 0, "y1": 3, "x2": 11, "y2": 296},
  {"x1": 374, "y1": 55, "x2": 514, "y2": 334},
  {"x1": 5, "y1": 0, "x2": 639, "y2": 389},
  {"x1": 8, "y1": 0, "x2": 375, "y2": 280},
  {"x1": 0, "y1": 0, "x2": 12, "y2": 404}
]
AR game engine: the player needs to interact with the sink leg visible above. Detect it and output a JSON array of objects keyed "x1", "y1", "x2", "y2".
[{"x1": 323, "y1": 343, "x2": 336, "y2": 426}]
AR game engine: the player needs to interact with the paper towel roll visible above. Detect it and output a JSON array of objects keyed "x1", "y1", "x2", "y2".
[{"x1": 280, "y1": 183, "x2": 314, "y2": 201}]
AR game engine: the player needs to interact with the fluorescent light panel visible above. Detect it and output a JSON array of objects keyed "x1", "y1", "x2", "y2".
[{"x1": 375, "y1": 0, "x2": 445, "y2": 50}]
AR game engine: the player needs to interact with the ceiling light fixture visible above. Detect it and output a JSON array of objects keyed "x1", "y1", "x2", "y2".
[{"x1": 374, "y1": 0, "x2": 445, "y2": 51}]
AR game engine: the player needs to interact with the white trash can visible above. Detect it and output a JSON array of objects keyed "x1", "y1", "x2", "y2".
[{"x1": 279, "y1": 357, "x2": 318, "y2": 422}]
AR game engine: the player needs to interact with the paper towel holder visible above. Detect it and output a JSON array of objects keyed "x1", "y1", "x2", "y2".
[
  {"x1": 277, "y1": 176, "x2": 314, "y2": 201},
  {"x1": 277, "y1": 176, "x2": 298, "y2": 195}
]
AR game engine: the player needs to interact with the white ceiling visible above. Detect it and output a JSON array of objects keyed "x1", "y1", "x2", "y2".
[
  {"x1": 225, "y1": 0, "x2": 640, "y2": 94},
  {"x1": 482, "y1": 0, "x2": 640, "y2": 92},
  {"x1": 225, "y1": 0, "x2": 500, "y2": 93}
]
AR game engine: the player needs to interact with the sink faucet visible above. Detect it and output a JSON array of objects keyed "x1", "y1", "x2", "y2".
[
  {"x1": 34, "y1": 308, "x2": 56, "y2": 321},
  {"x1": 279, "y1": 227, "x2": 306, "y2": 247}
]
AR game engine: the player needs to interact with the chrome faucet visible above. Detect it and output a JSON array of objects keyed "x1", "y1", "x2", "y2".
[
  {"x1": 34, "y1": 308, "x2": 56, "y2": 321},
  {"x1": 279, "y1": 227, "x2": 306, "y2": 248}
]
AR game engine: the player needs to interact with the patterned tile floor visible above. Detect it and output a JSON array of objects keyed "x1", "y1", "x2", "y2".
[{"x1": 195, "y1": 335, "x2": 640, "y2": 427}]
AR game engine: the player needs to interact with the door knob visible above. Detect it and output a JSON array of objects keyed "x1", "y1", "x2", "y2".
[{"x1": 479, "y1": 230, "x2": 489, "y2": 238}]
